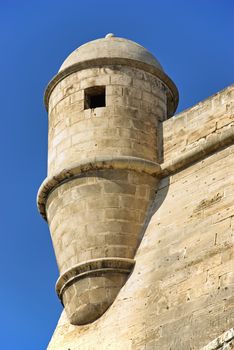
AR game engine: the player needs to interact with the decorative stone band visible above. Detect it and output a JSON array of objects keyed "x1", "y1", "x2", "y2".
[
  {"x1": 56, "y1": 257, "x2": 135, "y2": 304},
  {"x1": 37, "y1": 126, "x2": 234, "y2": 221},
  {"x1": 44, "y1": 57, "x2": 179, "y2": 117},
  {"x1": 200, "y1": 328, "x2": 234, "y2": 350},
  {"x1": 37, "y1": 156, "x2": 161, "y2": 221}
]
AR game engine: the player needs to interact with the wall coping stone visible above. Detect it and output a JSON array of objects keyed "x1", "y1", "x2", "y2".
[{"x1": 161, "y1": 123, "x2": 234, "y2": 176}]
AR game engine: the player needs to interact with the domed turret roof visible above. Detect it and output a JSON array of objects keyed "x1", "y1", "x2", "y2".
[
  {"x1": 44, "y1": 34, "x2": 179, "y2": 116},
  {"x1": 59, "y1": 34, "x2": 164, "y2": 72}
]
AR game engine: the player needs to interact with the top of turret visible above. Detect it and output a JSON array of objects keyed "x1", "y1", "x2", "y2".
[
  {"x1": 59, "y1": 34, "x2": 164, "y2": 72},
  {"x1": 44, "y1": 34, "x2": 179, "y2": 115}
]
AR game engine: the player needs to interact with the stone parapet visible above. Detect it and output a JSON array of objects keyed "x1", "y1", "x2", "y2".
[
  {"x1": 163, "y1": 84, "x2": 234, "y2": 165},
  {"x1": 161, "y1": 120, "x2": 234, "y2": 176}
]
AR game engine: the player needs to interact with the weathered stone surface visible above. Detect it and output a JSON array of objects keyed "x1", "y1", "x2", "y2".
[
  {"x1": 46, "y1": 65, "x2": 169, "y2": 177},
  {"x1": 37, "y1": 35, "x2": 234, "y2": 349},
  {"x1": 201, "y1": 328, "x2": 234, "y2": 350},
  {"x1": 162, "y1": 85, "x2": 234, "y2": 170},
  {"x1": 47, "y1": 138, "x2": 234, "y2": 350}
]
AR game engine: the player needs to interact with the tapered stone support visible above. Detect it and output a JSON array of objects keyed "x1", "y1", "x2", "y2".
[
  {"x1": 37, "y1": 35, "x2": 178, "y2": 325},
  {"x1": 56, "y1": 258, "x2": 135, "y2": 325},
  {"x1": 39, "y1": 167, "x2": 159, "y2": 324}
]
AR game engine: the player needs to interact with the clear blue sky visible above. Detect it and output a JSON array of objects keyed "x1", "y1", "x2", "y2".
[{"x1": 0, "y1": 1, "x2": 233, "y2": 349}]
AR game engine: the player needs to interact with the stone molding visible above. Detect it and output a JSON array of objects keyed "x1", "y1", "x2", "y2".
[
  {"x1": 161, "y1": 123, "x2": 234, "y2": 176},
  {"x1": 201, "y1": 328, "x2": 234, "y2": 350},
  {"x1": 37, "y1": 125, "x2": 234, "y2": 221},
  {"x1": 44, "y1": 57, "x2": 179, "y2": 116},
  {"x1": 56, "y1": 257, "x2": 135, "y2": 303},
  {"x1": 37, "y1": 156, "x2": 161, "y2": 220}
]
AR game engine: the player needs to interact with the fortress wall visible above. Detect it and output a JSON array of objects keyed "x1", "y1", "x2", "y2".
[
  {"x1": 47, "y1": 143, "x2": 234, "y2": 350},
  {"x1": 47, "y1": 86, "x2": 234, "y2": 349},
  {"x1": 141, "y1": 145, "x2": 234, "y2": 349}
]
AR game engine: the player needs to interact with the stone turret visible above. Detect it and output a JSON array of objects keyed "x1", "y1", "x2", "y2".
[{"x1": 37, "y1": 34, "x2": 178, "y2": 325}]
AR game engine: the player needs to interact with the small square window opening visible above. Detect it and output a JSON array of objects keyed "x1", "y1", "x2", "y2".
[{"x1": 84, "y1": 86, "x2": 106, "y2": 109}]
